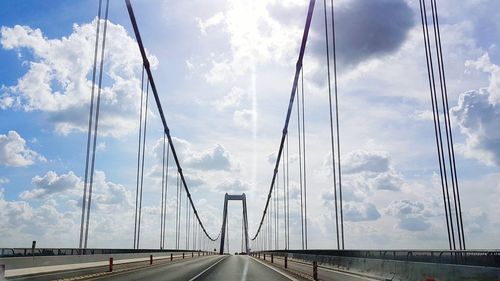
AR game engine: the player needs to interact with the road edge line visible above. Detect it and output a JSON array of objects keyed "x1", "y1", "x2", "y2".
[
  {"x1": 188, "y1": 255, "x2": 227, "y2": 281},
  {"x1": 249, "y1": 256, "x2": 298, "y2": 281}
]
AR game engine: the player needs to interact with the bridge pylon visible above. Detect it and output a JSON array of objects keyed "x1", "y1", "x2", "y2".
[{"x1": 219, "y1": 193, "x2": 249, "y2": 255}]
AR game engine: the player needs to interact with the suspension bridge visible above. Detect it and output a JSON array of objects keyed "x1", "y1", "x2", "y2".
[{"x1": 1, "y1": 0, "x2": 499, "y2": 280}]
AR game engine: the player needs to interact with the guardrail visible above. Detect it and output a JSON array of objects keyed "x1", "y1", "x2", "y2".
[
  {"x1": 0, "y1": 248, "x2": 215, "y2": 258},
  {"x1": 251, "y1": 250, "x2": 500, "y2": 281},
  {"x1": 254, "y1": 249, "x2": 500, "y2": 268}
]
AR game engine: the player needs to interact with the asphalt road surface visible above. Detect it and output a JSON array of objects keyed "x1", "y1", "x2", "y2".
[
  {"x1": 195, "y1": 255, "x2": 295, "y2": 281},
  {"x1": 8, "y1": 255, "x2": 299, "y2": 281},
  {"x1": 91, "y1": 255, "x2": 295, "y2": 281},
  {"x1": 92, "y1": 255, "x2": 226, "y2": 281}
]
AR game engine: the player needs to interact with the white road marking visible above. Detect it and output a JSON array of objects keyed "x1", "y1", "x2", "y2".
[
  {"x1": 188, "y1": 256, "x2": 227, "y2": 281},
  {"x1": 240, "y1": 256, "x2": 249, "y2": 281},
  {"x1": 249, "y1": 256, "x2": 298, "y2": 281}
]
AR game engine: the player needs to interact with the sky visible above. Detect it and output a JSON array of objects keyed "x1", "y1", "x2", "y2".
[{"x1": 1, "y1": 0, "x2": 500, "y2": 252}]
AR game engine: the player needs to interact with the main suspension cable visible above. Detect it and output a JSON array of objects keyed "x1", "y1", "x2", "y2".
[
  {"x1": 244, "y1": 0, "x2": 315, "y2": 245},
  {"x1": 126, "y1": 0, "x2": 220, "y2": 242}
]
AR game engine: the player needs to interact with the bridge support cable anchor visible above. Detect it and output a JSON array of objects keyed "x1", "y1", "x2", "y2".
[
  {"x1": 80, "y1": 0, "x2": 102, "y2": 251},
  {"x1": 83, "y1": 0, "x2": 110, "y2": 250}
]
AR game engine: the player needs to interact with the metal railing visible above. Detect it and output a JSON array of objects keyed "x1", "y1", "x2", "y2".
[
  {"x1": 253, "y1": 249, "x2": 500, "y2": 268},
  {"x1": 0, "y1": 248, "x2": 212, "y2": 258}
]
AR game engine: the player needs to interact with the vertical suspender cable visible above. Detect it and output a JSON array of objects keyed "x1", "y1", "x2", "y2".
[
  {"x1": 186, "y1": 197, "x2": 190, "y2": 249},
  {"x1": 282, "y1": 148, "x2": 286, "y2": 249},
  {"x1": 249, "y1": 0, "x2": 315, "y2": 246},
  {"x1": 241, "y1": 216, "x2": 244, "y2": 253},
  {"x1": 80, "y1": 0, "x2": 102, "y2": 250},
  {"x1": 126, "y1": 0, "x2": 219, "y2": 245},
  {"x1": 301, "y1": 67, "x2": 308, "y2": 249},
  {"x1": 286, "y1": 134, "x2": 290, "y2": 249},
  {"x1": 179, "y1": 176, "x2": 183, "y2": 249},
  {"x1": 323, "y1": 0, "x2": 340, "y2": 250},
  {"x1": 84, "y1": 0, "x2": 109, "y2": 249},
  {"x1": 226, "y1": 213, "x2": 229, "y2": 253},
  {"x1": 137, "y1": 79, "x2": 149, "y2": 249},
  {"x1": 160, "y1": 133, "x2": 166, "y2": 249},
  {"x1": 330, "y1": 0, "x2": 344, "y2": 249},
  {"x1": 297, "y1": 75, "x2": 305, "y2": 250},
  {"x1": 274, "y1": 173, "x2": 279, "y2": 247},
  {"x1": 423, "y1": 0, "x2": 456, "y2": 249},
  {"x1": 419, "y1": 0, "x2": 454, "y2": 249},
  {"x1": 430, "y1": 0, "x2": 465, "y2": 249},
  {"x1": 133, "y1": 67, "x2": 145, "y2": 249},
  {"x1": 175, "y1": 172, "x2": 179, "y2": 249},
  {"x1": 162, "y1": 141, "x2": 170, "y2": 249},
  {"x1": 277, "y1": 170, "x2": 280, "y2": 249},
  {"x1": 429, "y1": 0, "x2": 462, "y2": 249}
]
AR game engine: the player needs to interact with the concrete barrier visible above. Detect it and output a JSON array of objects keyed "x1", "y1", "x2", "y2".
[
  {"x1": 1, "y1": 251, "x2": 211, "y2": 279},
  {"x1": 262, "y1": 251, "x2": 500, "y2": 281},
  {"x1": 0, "y1": 251, "x2": 205, "y2": 270}
]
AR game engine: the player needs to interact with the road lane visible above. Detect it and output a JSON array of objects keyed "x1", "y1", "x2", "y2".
[
  {"x1": 92, "y1": 255, "x2": 225, "y2": 281},
  {"x1": 194, "y1": 255, "x2": 296, "y2": 281}
]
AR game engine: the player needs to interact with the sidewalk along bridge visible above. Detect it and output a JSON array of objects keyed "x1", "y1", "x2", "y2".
[{"x1": 1, "y1": 0, "x2": 499, "y2": 280}]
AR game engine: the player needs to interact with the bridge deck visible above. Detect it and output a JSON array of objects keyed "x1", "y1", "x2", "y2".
[{"x1": 4, "y1": 255, "x2": 305, "y2": 281}]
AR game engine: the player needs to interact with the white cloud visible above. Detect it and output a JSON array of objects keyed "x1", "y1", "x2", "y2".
[
  {"x1": 199, "y1": 0, "x2": 303, "y2": 83},
  {"x1": 0, "y1": 170, "x2": 136, "y2": 247},
  {"x1": 196, "y1": 12, "x2": 225, "y2": 35},
  {"x1": 0, "y1": 177, "x2": 8, "y2": 186},
  {"x1": 451, "y1": 53, "x2": 500, "y2": 165},
  {"x1": 233, "y1": 109, "x2": 255, "y2": 129},
  {"x1": 214, "y1": 87, "x2": 245, "y2": 111},
  {"x1": 214, "y1": 178, "x2": 251, "y2": 194},
  {"x1": 342, "y1": 150, "x2": 390, "y2": 174},
  {"x1": 18, "y1": 170, "x2": 132, "y2": 210},
  {"x1": 343, "y1": 202, "x2": 381, "y2": 222},
  {"x1": 20, "y1": 171, "x2": 81, "y2": 200},
  {"x1": 385, "y1": 200, "x2": 437, "y2": 232},
  {"x1": 171, "y1": 138, "x2": 235, "y2": 171},
  {"x1": 465, "y1": 208, "x2": 488, "y2": 234},
  {"x1": 0, "y1": 20, "x2": 158, "y2": 137},
  {"x1": 0, "y1": 130, "x2": 45, "y2": 167}
]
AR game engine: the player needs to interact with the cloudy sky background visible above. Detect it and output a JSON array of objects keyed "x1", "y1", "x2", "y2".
[{"x1": 1, "y1": 0, "x2": 500, "y2": 252}]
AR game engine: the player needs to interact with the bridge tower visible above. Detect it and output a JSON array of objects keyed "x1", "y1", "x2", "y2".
[{"x1": 219, "y1": 193, "x2": 249, "y2": 255}]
